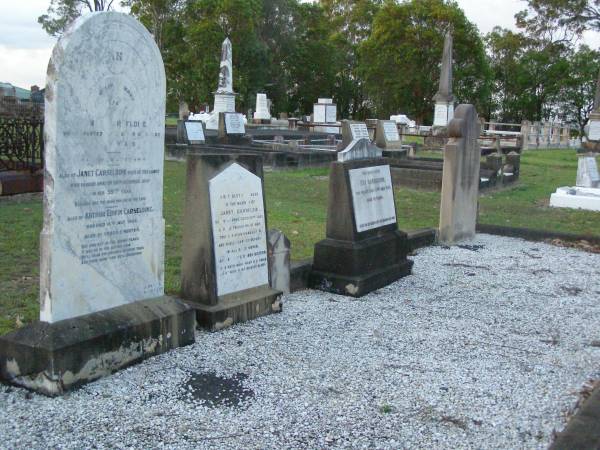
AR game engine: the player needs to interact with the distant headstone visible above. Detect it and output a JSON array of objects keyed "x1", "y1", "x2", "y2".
[
  {"x1": 253, "y1": 93, "x2": 271, "y2": 121},
  {"x1": 439, "y1": 104, "x2": 481, "y2": 244},
  {"x1": 311, "y1": 138, "x2": 412, "y2": 297},
  {"x1": 268, "y1": 229, "x2": 291, "y2": 295},
  {"x1": 181, "y1": 154, "x2": 282, "y2": 329},
  {"x1": 577, "y1": 155, "x2": 600, "y2": 188},
  {"x1": 184, "y1": 121, "x2": 206, "y2": 144},
  {"x1": 224, "y1": 112, "x2": 245, "y2": 134},
  {"x1": 217, "y1": 112, "x2": 248, "y2": 144},
  {"x1": 339, "y1": 120, "x2": 370, "y2": 149},
  {"x1": 0, "y1": 12, "x2": 194, "y2": 396},
  {"x1": 375, "y1": 120, "x2": 402, "y2": 150},
  {"x1": 313, "y1": 98, "x2": 337, "y2": 124}
]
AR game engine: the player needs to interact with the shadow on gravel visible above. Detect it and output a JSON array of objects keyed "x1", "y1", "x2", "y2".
[{"x1": 180, "y1": 372, "x2": 254, "y2": 407}]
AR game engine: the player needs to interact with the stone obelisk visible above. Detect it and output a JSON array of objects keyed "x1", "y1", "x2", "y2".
[
  {"x1": 207, "y1": 37, "x2": 237, "y2": 130},
  {"x1": 432, "y1": 31, "x2": 455, "y2": 128}
]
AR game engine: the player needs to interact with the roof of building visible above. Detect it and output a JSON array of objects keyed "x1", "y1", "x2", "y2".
[{"x1": 0, "y1": 82, "x2": 31, "y2": 101}]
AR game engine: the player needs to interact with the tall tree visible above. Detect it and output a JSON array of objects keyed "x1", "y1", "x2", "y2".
[
  {"x1": 38, "y1": 0, "x2": 115, "y2": 36},
  {"x1": 555, "y1": 45, "x2": 600, "y2": 134},
  {"x1": 359, "y1": 0, "x2": 491, "y2": 124},
  {"x1": 516, "y1": 0, "x2": 600, "y2": 38}
]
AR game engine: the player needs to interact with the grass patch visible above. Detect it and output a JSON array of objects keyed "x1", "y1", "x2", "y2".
[{"x1": 0, "y1": 149, "x2": 598, "y2": 333}]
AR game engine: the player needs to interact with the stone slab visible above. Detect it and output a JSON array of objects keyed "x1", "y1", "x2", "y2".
[
  {"x1": 41, "y1": 12, "x2": 166, "y2": 323},
  {"x1": 186, "y1": 285, "x2": 281, "y2": 331},
  {"x1": 550, "y1": 187, "x2": 600, "y2": 211},
  {"x1": 0, "y1": 296, "x2": 195, "y2": 396}
]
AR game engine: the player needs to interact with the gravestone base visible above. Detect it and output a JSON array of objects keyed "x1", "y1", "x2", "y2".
[
  {"x1": 582, "y1": 141, "x2": 600, "y2": 153},
  {"x1": 0, "y1": 296, "x2": 195, "y2": 397},
  {"x1": 310, "y1": 231, "x2": 413, "y2": 297},
  {"x1": 187, "y1": 286, "x2": 282, "y2": 331}
]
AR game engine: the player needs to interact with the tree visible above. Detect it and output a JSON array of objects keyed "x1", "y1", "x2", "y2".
[
  {"x1": 516, "y1": 0, "x2": 600, "y2": 39},
  {"x1": 125, "y1": 0, "x2": 182, "y2": 52},
  {"x1": 359, "y1": 0, "x2": 491, "y2": 124},
  {"x1": 555, "y1": 45, "x2": 600, "y2": 134},
  {"x1": 486, "y1": 28, "x2": 571, "y2": 122},
  {"x1": 320, "y1": 0, "x2": 382, "y2": 118},
  {"x1": 38, "y1": 0, "x2": 115, "y2": 36}
]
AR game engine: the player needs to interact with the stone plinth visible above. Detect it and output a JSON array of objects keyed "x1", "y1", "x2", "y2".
[
  {"x1": 180, "y1": 153, "x2": 282, "y2": 329},
  {"x1": 439, "y1": 104, "x2": 481, "y2": 244},
  {"x1": 310, "y1": 157, "x2": 413, "y2": 297}
]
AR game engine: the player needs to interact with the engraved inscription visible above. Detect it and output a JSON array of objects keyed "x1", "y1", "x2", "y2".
[{"x1": 348, "y1": 165, "x2": 397, "y2": 232}]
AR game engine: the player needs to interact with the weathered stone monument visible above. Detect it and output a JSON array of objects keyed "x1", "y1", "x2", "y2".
[
  {"x1": 432, "y1": 32, "x2": 454, "y2": 128},
  {"x1": 311, "y1": 138, "x2": 413, "y2": 297},
  {"x1": 0, "y1": 12, "x2": 195, "y2": 396},
  {"x1": 550, "y1": 153, "x2": 600, "y2": 211},
  {"x1": 206, "y1": 38, "x2": 236, "y2": 130},
  {"x1": 268, "y1": 229, "x2": 291, "y2": 295},
  {"x1": 180, "y1": 154, "x2": 282, "y2": 329},
  {"x1": 439, "y1": 104, "x2": 481, "y2": 244},
  {"x1": 375, "y1": 120, "x2": 403, "y2": 152},
  {"x1": 253, "y1": 93, "x2": 272, "y2": 123}
]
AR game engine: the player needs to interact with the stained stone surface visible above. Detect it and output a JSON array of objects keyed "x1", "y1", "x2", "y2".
[
  {"x1": 184, "y1": 121, "x2": 205, "y2": 143},
  {"x1": 267, "y1": 229, "x2": 291, "y2": 295},
  {"x1": 209, "y1": 163, "x2": 269, "y2": 296},
  {"x1": 382, "y1": 121, "x2": 400, "y2": 142},
  {"x1": 348, "y1": 165, "x2": 397, "y2": 232},
  {"x1": 216, "y1": 37, "x2": 233, "y2": 94},
  {"x1": 376, "y1": 120, "x2": 402, "y2": 149},
  {"x1": 439, "y1": 104, "x2": 481, "y2": 244},
  {"x1": 41, "y1": 11, "x2": 166, "y2": 323}
]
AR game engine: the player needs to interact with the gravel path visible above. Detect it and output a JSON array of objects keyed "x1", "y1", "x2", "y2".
[{"x1": 2, "y1": 234, "x2": 600, "y2": 449}]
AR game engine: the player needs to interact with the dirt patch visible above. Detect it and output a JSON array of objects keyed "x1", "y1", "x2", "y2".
[{"x1": 180, "y1": 372, "x2": 254, "y2": 407}]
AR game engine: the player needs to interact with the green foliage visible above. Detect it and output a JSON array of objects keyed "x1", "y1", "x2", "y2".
[
  {"x1": 38, "y1": 0, "x2": 114, "y2": 36},
  {"x1": 358, "y1": 0, "x2": 491, "y2": 123}
]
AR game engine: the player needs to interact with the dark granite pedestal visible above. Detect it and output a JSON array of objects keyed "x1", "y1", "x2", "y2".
[
  {"x1": 310, "y1": 157, "x2": 413, "y2": 297},
  {"x1": 0, "y1": 296, "x2": 195, "y2": 396}
]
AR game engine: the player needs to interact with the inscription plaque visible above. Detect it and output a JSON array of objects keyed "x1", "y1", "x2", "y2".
[
  {"x1": 224, "y1": 112, "x2": 245, "y2": 134},
  {"x1": 185, "y1": 121, "x2": 205, "y2": 143},
  {"x1": 350, "y1": 123, "x2": 370, "y2": 140},
  {"x1": 383, "y1": 121, "x2": 400, "y2": 141},
  {"x1": 433, "y1": 103, "x2": 449, "y2": 126},
  {"x1": 348, "y1": 165, "x2": 397, "y2": 232},
  {"x1": 589, "y1": 120, "x2": 600, "y2": 141},
  {"x1": 209, "y1": 163, "x2": 269, "y2": 296}
]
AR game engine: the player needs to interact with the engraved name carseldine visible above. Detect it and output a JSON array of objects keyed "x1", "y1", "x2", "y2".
[{"x1": 349, "y1": 165, "x2": 397, "y2": 232}]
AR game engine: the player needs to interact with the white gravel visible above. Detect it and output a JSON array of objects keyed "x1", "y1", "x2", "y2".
[{"x1": 2, "y1": 233, "x2": 600, "y2": 449}]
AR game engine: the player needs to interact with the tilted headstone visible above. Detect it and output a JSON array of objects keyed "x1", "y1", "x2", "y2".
[
  {"x1": 432, "y1": 31, "x2": 455, "y2": 128},
  {"x1": 268, "y1": 229, "x2": 291, "y2": 295},
  {"x1": 180, "y1": 154, "x2": 282, "y2": 329},
  {"x1": 576, "y1": 155, "x2": 600, "y2": 188},
  {"x1": 184, "y1": 121, "x2": 206, "y2": 144},
  {"x1": 0, "y1": 12, "x2": 194, "y2": 396},
  {"x1": 439, "y1": 104, "x2": 481, "y2": 244},
  {"x1": 375, "y1": 120, "x2": 402, "y2": 151},
  {"x1": 311, "y1": 138, "x2": 413, "y2": 297}
]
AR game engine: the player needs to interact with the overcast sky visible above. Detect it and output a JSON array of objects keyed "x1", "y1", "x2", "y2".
[{"x1": 1, "y1": 0, "x2": 599, "y2": 89}]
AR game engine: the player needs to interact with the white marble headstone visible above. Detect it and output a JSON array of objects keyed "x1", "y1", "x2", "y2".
[
  {"x1": 325, "y1": 104, "x2": 337, "y2": 123},
  {"x1": 254, "y1": 93, "x2": 271, "y2": 120},
  {"x1": 348, "y1": 165, "x2": 397, "y2": 232},
  {"x1": 313, "y1": 104, "x2": 326, "y2": 123},
  {"x1": 41, "y1": 12, "x2": 166, "y2": 323},
  {"x1": 184, "y1": 121, "x2": 205, "y2": 143},
  {"x1": 433, "y1": 103, "x2": 450, "y2": 127},
  {"x1": 224, "y1": 112, "x2": 245, "y2": 134},
  {"x1": 209, "y1": 163, "x2": 269, "y2": 296}
]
